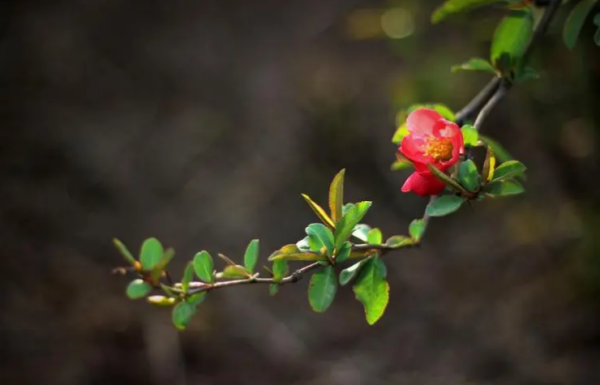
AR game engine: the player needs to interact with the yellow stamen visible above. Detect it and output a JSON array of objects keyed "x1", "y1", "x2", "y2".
[{"x1": 423, "y1": 138, "x2": 453, "y2": 161}]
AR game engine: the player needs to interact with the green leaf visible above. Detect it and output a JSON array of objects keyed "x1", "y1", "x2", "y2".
[
  {"x1": 514, "y1": 67, "x2": 539, "y2": 83},
  {"x1": 301, "y1": 194, "x2": 335, "y2": 229},
  {"x1": 483, "y1": 179, "x2": 525, "y2": 197},
  {"x1": 352, "y1": 224, "x2": 371, "y2": 242},
  {"x1": 391, "y1": 123, "x2": 409, "y2": 145},
  {"x1": 329, "y1": 169, "x2": 345, "y2": 224},
  {"x1": 431, "y1": 104, "x2": 456, "y2": 121},
  {"x1": 334, "y1": 201, "x2": 372, "y2": 250},
  {"x1": 126, "y1": 279, "x2": 152, "y2": 299},
  {"x1": 491, "y1": 8, "x2": 534, "y2": 73},
  {"x1": 306, "y1": 223, "x2": 335, "y2": 256},
  {"x1": 479, "y1": 135, "x2": 513, "y2": 162},
  {"x1": 220, "y1": 265, "x2": 250, "y2": 279},
  {"x1": 186, "y1": 292, "x2": 207, "y2": 306},
  {"x1": 113, "y1": 238, "x2": 137, "y2": 266},
  {"x1": 563, "y1": 0, "x2": 598, "y2": 49},
  {"x1": 391, "y1": 159, "x2": 412, "y2": 171},
  {"x1": 140, "y1": 238, "x2": 163, "y2": 270},
  {"x1": 451, "y1": 58, "x2": 496, "y2": 73},
  {"x1": 457, "y1": 159, "x2": 481, "y2": 192},
  {"x1": 482, "y1": 145, "x2": 497, "y2": 183},
  {"x1": 335, "y1": 241, "x2": 352, "y2": 263},
  {"x1": 172, "y1": 301, "x2": 197, "y2": 330},
  {"x1": 339, "y1": 259, "x2": 370, "y2": 286},
  {"x1": 367, "y1": 228, "x2": 382, "y2": 245},
  {"x1": 342, "y1": 203, "x2": 355, "y2": 216},
  {"x1": 193, "y1": 250, "x2": 214, "y2": 283},
  {"x1": 432, "y1": 0, "x2": 500, "y2": 24},
  {"x1": 150, "y1": 247, "x2": 175, "y2": 283},
  {"x1": 461, "y1": 124, "x2": 479, "y2": 147},
  {"x1": 269, "y1": 284, "x2": 279, "y2": 296},
  {"x1": 181, "y1": 262, "x2": 195, "y2": 293},
  {"x1": 427, "y1": 164, "x2": 467, "y2": 193},
  {"x1": 353, "y1": 257, "x2": 389, "y2": 325},
  {"x1": 491, "y1": 160, "x2": 527, "y2": 182},
  {"x1": 308, "y1": 266, "x2": 338, "y2": 313},
  {"x1": 296, "y1": 237, "x2": 311, "y2": 252},
  {"x1": 147, "y1": 295, "x2": 177, "y2": 306},
  {"x1": 272, "y1": 260, "x2": 288, "y2": 282},
  {"x1": 595, "y1": 26, "x2": 600, "y2": 46},
  {"x1": 269, "y1": 252, "x2": 327, "y2": 262},
  {"x1": 595, "y1": 12, "x2": 600, "y2": 26},
  {"x1": 244, "y1": 239, "x2": 259, "y2": 274},
  {"x1": 425, "y1": 195, "x2": 467, "y2": 217},
  {"x1": 386, "y1": 235, "x2": 414, "y2": 249},
  {"x1": 408, "y1": 219, "x2": 426, "y2": 241}
]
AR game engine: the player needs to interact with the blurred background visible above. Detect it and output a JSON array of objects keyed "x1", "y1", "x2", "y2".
[{"x1": 1, "y1": 0, "x2": 600, "y2": 384}]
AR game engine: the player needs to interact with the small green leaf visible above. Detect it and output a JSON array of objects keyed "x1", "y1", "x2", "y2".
[
  {"x1": 301, "y1": 194, "x2": 335, "y2": 229},
  {"x1": 339, "y1": 259, "x2": 370, "y2": 286},
  {"x1": 244, "y1": 239, "x2": 259, "y2": 274},
  {"x1": 479, "y1": 135, "x2": 513, "y2": 162},
  {"x1": 329, "y1": 169, "x2": 346, "y2": 224},
  {"x1": 113, "y1": 238, "x2": 137, "y2": 266},
  {"x1": 181, "y1": 262, "x2": 195, "y2": 293},
  {"x1": 186, "y1": 292, "x2": 207, "y2": 306},
  {"x1": 221, "y1": 265, "x2": 250, "y2": 279},
  {"x1": 391, "y1": 159, "x2": 413, "y2": 171},
  {"x1": 491, "y1": 160, "x2": 527, "y2": 182},
  {"x1": 308, "y1": 266, "x2": 338, "y2": 313},
  {"x1": 391, "y1": 123, "x2": 409, "y2": 145},
  {"x1": 386, "y1": 235, "x2": 414, "y2": 249},
  {"x1": 408, "y1": 219, "x2": 426, "y2": 241},
  {"x1": 296, "y1": 237, "x2": 311, "y2": 252},
  {"x1": 172, "y1": 301, "x2": 197, "y2": 330},
  {"x1": 335, "y1": 241, "x2": 352, "y2": 263},
  {"x1": 425, "y1": 195, "x2": 466, "y2": 217},
  {"x1": 334, "y1": 201, "x2": 372, "y2": 250},
  {"x1": 150, "y1": 247, "x2": 175, "y2": 283},
  {"x1": 367, "y1": 228, "x2": 382, "y2": 245},
  {"x1": 193, "y1": 250, "x2": 214, "y2": 283},
  {"x1": 457, "y1": 159, "x2": 481, "y2": 192},
  {"x1": 461, "y1": 124, "x2": 479, "y2": 147},
  {"x1": 352, "y1": 224, "x2": 371, "y2": 242},
  {"x1": 490, "y1": 8, "x2": 534, "y2": 73},
  {"x1": 563, "y1": 0, "x2": 597, "y2": 49},
  {"x1": 140, "y1": 238, "x2": 164, "y2": 270},
  {"x1": 432, "y1": 0, "x2": 500, "y2": 23},
  {"x1": 272, "y1": 260, "x2": 288, "y2": 282},
  {"x1": 126, "y1": 279, "x2": 152, "y2": 299},
  {"x1": 342, "y1": 203, "x2": 355, "y2": 216},
  {"x1": 514, "y1": 67, "x2": 539, "y2": 83},
  {"x1": 483, "y1": 179, "x2": 525, "y2": 197},
  {"x1": 147, "y1": 295, "x2": 177, "y2": 306},
  {"x1": 451, "y1": 58, "x2": 496, "y2": 73},
  {"x1": 431, "y1": 104, "x2": 456, "y2": 121},
  {"x1": 353, "y1": 257, "x2": 389, "y2": 325},
  {"x1": 427, "y1": 164, "x2": 467, "y2": 193},
  {"x1": 269, "y1": 252, "x2": 327, "y2": 262},
  {"x1": 306, "y1": 223, "x2": 335, "y2": 256},
  {"x1": 482, "y1": 145, "x2": 496, "y2": 183},
  {"x1": 269, "y1": 284, "x2": 279, "y2": 296}
]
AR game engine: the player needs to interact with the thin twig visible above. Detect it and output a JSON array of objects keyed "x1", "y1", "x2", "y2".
[{"x1": 455, "y1": 78, "x2": 501, "y2": 125}]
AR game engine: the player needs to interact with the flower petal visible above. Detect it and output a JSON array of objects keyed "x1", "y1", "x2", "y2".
[
  {"x1": 406, "y1": 108, "x2": 443, "y2": 138},
  {"x1": 401, "y1": 172, "x2": 446, "y2": 197}
]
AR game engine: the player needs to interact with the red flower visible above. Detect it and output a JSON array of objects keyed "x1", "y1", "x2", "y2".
[{"x1": 398, "y1": 108, "x2": 464, "y2": 197}]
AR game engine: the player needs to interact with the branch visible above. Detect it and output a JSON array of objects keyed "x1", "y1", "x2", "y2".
[{"x1": 125, "y1": 1, "x2": 562, "y2": 306}]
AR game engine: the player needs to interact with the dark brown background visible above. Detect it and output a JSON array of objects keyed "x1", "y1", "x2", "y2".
[{"x1": 1, "y1": 1, "x2": 600, "y2": 384}]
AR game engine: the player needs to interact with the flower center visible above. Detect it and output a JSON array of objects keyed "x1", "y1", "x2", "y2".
[{"x1": 423, "y1": 138, "x2": 453, "y2": 161}]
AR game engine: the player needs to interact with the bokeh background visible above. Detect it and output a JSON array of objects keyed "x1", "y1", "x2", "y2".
[{"x1": 1, "y1": 1, "x2": 600, "y2": 384}]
